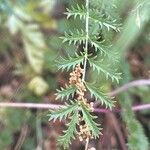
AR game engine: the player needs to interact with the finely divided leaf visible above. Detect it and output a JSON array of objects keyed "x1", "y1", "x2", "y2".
[
  {"x1": 89, "y1": 9, "x2": 120, "y2": 32},
  {"x1": 58, "y1": 111, "x2": 78, "y2": 149},
  {"x1": 85, "y1": 82, "x2": 114, "y2": 109},
  {"x1": 56, "y1": 85, "x2": 76, "y2": 101},
  {"x1": 49, "y1": 102, "x2": 78, "y2": 122},
  {"x1": 88, "y1": 57, "x2": 122, "y2": 83},
  {"x1": 81, "y1": 105, "x2": 102, "y2": 138},
  {"x1": 65, "y1": 4, "x2": 86, "y2": 19},
  {"x1": 89, "y1": 37, "x2": 119, "y2": 62},
  {"x1": 65, "y1": 5, "x2": 121, "y2": 32},
  {"x1": 89, "y1": 38, "x2": 108, "y2": 55},
  {"x1": 57, "y1": 53, "x2": 84, "y2": 71},
  {"x1": 61, "y1": 30, "x2": 86, "y2": 45}
]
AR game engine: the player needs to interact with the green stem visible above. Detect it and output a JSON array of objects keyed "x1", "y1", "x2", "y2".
[
  {"x1": 82, "y1": 0, "x2": 89, "y2": 81},
  {"x1": 82, "y1": 1, "x2": 90, "y2": 149}
]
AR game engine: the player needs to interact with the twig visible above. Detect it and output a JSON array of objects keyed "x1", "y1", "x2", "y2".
[
  {"x1": 0, "y1": 102, "x2": 149, "y2": 113},
  {"x1": 94, "y1": 104, "x2": 150, "y2": 113},
  {"x1": 94, "y1": 79, "x2": 150, "y2": 107},
  {"x1": 14, "y1": 124, "x2": 28, "y2": 150},
  {"x1": 0, "y1": 79, "x2": 150, "y2": 112},
  {"x1": 132, "y1": 104, "x2": 150, "y2": 111},
  {"x1": 85, "y1": 137, "x2": 89, "y2": 150},
  {"x1": 109, "y1": 79, "x2": 150, "y2": 96},
  {"x1": 0, "y1": 102, "x2": 65, "y2": 109},
  {"x1": 36, "y1": 111, "x2": 43, "y2": 150},
  {"x1": 107, "y1": 113, "x2": 127, "y2": 150}
]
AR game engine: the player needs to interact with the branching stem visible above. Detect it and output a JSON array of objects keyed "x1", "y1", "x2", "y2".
[{"x1": 82, "y1": 0, "x2": 89, "y2": 81}]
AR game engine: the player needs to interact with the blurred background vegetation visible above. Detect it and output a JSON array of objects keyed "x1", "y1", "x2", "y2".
[{"x1": 0, "y1": 0, "x2": 149, "y2": 149}]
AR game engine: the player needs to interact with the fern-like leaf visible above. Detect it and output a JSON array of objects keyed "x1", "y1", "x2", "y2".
[
  {"x1": 88, "y1": 57, "x2": 122, "y2": 83},
  {"x1": 89, "y1": 37, "x2": 119, "y2": 62},
  {"x1": 81, "y1": 104, "x2": 102, "y2": 138},
  {"x1": 89, "y1": 38, "x2": 108, "y2": 55},
  {"x1": 89, "y1": 9, "x2": 120, "y2": 32},
  {"x1": 57, "y1": 53, "x2": 84, "y2": 71},
  {"x1": 85, "y1": 82, "x2": 114, "y2": 109},
  {"x1": 65, "y1": 4, "x2": 86, "y2": 19},
  {"x1": 49, "y1": 102, "x2": 78, "y2": 122},
  {"x1": 58, "y1": 111, "x2": 78, "y2": 149},
  {"x1": 55, "y1": 85, "x2": 76, "y2": 101},
  {"x1": 61, "y1": 30, "x2": 86, "y2": 45},
  {"x1": 65, "y1": 6, "x2": 120, "y2": 32}
]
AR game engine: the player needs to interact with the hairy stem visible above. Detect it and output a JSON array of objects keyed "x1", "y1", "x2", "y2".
[{"x1": 82, "y1": 0, "x2": 89, "y2": 81}]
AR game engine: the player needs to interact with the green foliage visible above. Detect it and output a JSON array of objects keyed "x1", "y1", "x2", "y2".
[
  {"x1": 22, "y1": 24, "x2": 46, "y2": 71},
  {"x1": 65, "y1": 4, "x2": 120, "y2": 32},
  {"x1": 50, "y1": 1, "x2": 121, "y2": 148},
  {"x1": 127, "y1": 119, "x2": 149, "y2": 150},
  {"x1": 22, "y1": 138, "x2": 36, "y2": 150},
  {"x1": 0, "y1": 0, "x2": 149, "y2": 149},
  {"x1": 118, "y1": 61, "x2": 149, "y2": 150},
  {"x1": 89, "y1": 39, "x2": 108, "y2": 54},
  {"x1": 61, "y1": 30, "x2": 86, "y2": 45},
  {"x1": 0, "y1": 109, "x2": 32, "y2": 149},
  {"x1": 0, "y1": 130, "x2": 13, "y2": 149},
  {"x1": 0, "y1": 0, "x2": 12, "y2": 14},
  {"x1": 58, "y1": 111, "x2": 78, "y2": 149},
  {"x1": 56, "y1": 85, "x2": 76, "y2": 100},
  {"x1": 49, "y1": 102, "x2": 78, "y2": 121},
  {"x1": 89, "y1": 9, "x2": 120, "y2": 32},
  {"x1": 120, "y1": 92, "x2": 149, "y2": 150},
  {"x1": 57, "y1": 53, "x2": 84, "y2": 71},
  {"x1": 49, "y1": 0, "x2": 121, "y2": 148},
  {"x1": 65, "y1": 4, "x2": 86, "y2": 20},
  {"x1": 5, "y1": 1, "x2": 57, "y2": 97},
  {"x1": 81, "y1": 105, "x2": 102, "y2": 138},
  {"x1": 0, "y1": 1, "x2": 57, "y2": 149},
  {"x1": 88, "y1": 57, "x2": 121, "y2": 83},
  {"x1": 85, "y1": 83, "x2": 114, "y2": 109}
]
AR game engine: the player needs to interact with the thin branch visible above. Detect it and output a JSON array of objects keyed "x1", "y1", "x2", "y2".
[
  {"x1": 36, "y1": 111, "x2": 43, "y2": 150},
  {"x1": 132, "y1": 104, "x2": 150, "y2": 111},
  {"x1": 94, "y1": 104, "x2": 150, "y2": 113},
  {"x1": 0, "y1": 79, "x2": 150, "y2": 112},
  {"x1": 0, "y1": 102, "x2": 149, "y2": 113},
  {"x1": 82, "y1": 0, "x2": 89, "y2": 81},
  {"x1": 94, "y1": 79, "x2": 150, "y2": 107},
  {"x1": 109, "y1": 79, "x2": 150, "y2": 96},
  {"x1": 85, "y1": 137, "x2": 90, "y2": 150},
  {"x1": 106, "y1": 113, "x2": 127, "y2": 150},
  {"x1": 0, "y1": 102, "x2": 65, "y2": 109},
  {"x1": 14, "y1": 124, "x2": 28, "y2": 150}
]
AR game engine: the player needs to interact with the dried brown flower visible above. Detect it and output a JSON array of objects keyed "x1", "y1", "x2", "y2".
[{"x1": 69, "y1": 64, "x2": 94, "y2": 141}]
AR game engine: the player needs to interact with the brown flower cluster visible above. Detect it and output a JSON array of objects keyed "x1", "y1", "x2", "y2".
[
  {"x1": 69, "y1": 64, "x2": 94, "y2": 141},
  {"x1": 78, "y1": 113, "x2": 92, "y2": 142},
  {"x1": 69, "y1": 65, "x2": 94, "y2": 111}
]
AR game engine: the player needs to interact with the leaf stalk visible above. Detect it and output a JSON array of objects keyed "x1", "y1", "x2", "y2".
[{"x1": 82, "y1": 0, "x2": 89, "y2": 81}]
